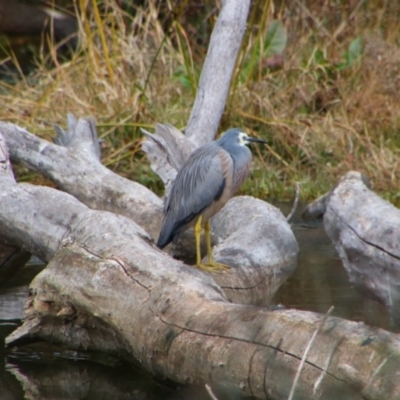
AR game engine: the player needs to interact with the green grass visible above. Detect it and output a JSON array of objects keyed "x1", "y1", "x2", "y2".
[{"x1": 0, "y1": 0, "x2": 399, "y2": 205}]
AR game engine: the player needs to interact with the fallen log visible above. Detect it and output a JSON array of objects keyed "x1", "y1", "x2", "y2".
[
  {"x1": 2, "y1": 135, "x2": 400, "y2": 399},
  {"x1": 303, "y1": 171, "x2": 400, "y2": 323},
  {"x1": 0, "y1": 135, "x2": 32, "y2": 286},
  {"x1": 0, "y1": 117, "x2": 297, "y2": 306}
]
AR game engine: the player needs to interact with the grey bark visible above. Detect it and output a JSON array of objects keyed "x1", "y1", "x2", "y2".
[
  {"x1": 185, "y1": 0, "x2": 251, "y2": 146},
  {"x1": 0, "y1": 135, "x2": 35, "y2": 286}
]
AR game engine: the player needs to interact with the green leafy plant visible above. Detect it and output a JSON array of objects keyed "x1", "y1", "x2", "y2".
[
  {"x1": 240, "y1": 19, "x2": 287, "y2": 84},
  {"x1": 264, "y1": 20, "x2": 287, "y2": 58},
  {"x1": 338, "y1": 36, "x2": 363, "y2": 70}
]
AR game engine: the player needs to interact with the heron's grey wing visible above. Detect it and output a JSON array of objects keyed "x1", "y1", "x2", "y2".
[{"x1": 163, "y1": 144, "x2": 232, "y2": 238}]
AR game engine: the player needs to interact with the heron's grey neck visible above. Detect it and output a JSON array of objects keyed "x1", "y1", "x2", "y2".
[
  {"x1": 218, "y1": 140, "x2": 251, "y2": 161},
  {"x1": 218, "y1": 140, "x2": 252, "y2": 193}
]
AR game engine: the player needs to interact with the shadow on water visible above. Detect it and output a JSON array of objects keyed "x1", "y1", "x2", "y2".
[{"x1": 0, "y1": 202, "x2": 397, "y2": 399}]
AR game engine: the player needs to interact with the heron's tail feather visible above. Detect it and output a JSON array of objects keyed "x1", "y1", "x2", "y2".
[
  {"x1": 157, "y1": 212, "x2": 195, "y2": 249},
  {"x1": 156, "y1": 228, "x2": 173, "y2": 249}
]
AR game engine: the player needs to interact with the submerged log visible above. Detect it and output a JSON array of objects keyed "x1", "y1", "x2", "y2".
[
  {"x1": 2, "y1": 134, "x2": 400, "y2": 399},
  {"x1": 303, "y1": 171, "x2": 400, "y2": 321}
]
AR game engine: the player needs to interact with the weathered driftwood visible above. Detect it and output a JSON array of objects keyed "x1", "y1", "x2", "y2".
[
  {"x1": 0, "y1": 117, "x2": 297, "y2": 305},
  {"x1": 303, "y1": 171, "x2": 400, "y2": 318},
  {"x1": 1, "y1": 140, "x2": 400, "y2": 399},
  {"x1": 0, "y1": 117, "x2": 164, "y2": 241},
  {"x1": 302, "y1": 172, "x2": 371, "y2": 221},
  {"x1": 185, "y1": 0, "x2": 251, "y2": 146}
]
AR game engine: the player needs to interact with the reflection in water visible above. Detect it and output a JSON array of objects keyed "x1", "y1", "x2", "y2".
[
  {"x1": 273, "y1": 224, "x2": 394, "y2": 332},
  {"x1": 0, "y1": 217, "x2": 397, "y2": 399},
  {"x1": 0, "y1": 286, "x2": 29, "y2": 321}
]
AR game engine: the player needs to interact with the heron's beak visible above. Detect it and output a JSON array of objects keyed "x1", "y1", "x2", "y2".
[{"x1": 247, "y1": 137, "x2": 267, "y2": 144}]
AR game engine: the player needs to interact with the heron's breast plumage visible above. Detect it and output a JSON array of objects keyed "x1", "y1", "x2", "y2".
[{"x1": 228, "y1": 146, "x2": 252, "y2": 194}]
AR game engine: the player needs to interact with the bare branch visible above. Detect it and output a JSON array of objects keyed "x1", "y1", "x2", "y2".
[{"x1": 186, "y1": 0, "x2": 251, "y2": 146}]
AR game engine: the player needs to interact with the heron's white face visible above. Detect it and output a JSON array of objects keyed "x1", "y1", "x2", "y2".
[{"x1": 237, "y1": 132, "x2": 250, "y2": 146}]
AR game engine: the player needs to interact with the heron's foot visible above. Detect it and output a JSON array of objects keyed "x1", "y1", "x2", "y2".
[{"x1": 196, "y1": 261, "x2": 231, "y2": 274}]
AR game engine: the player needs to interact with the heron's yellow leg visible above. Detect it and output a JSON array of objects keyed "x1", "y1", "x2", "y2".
[
  {"x1": 194, "y1": 217, "x2": 229, "y2": 273},
  {"x1": 204, "y1": 220, "x2": 214, "y2": 263},
  {"x1": 204, "y1": 221, "x2": 230, "y2": 273},
  {"x1": 194, "y1": 215, "x2": 203, "y2": 266}
]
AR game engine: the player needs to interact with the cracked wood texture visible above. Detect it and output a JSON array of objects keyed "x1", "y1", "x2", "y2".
[
  {"x1": 1, "y1": 136, "x2": 400, "y2": 399},
  {"x1": 321, "y1": 172, "x2": 400, "y2": 322},
  {"x1": 0, "y1": 117, "x2": 297, "y2": 306}
]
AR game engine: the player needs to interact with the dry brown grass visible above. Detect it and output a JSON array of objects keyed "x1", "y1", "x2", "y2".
[{"x1": 0, "y1": 0, "x2": 399, "y2": 204}]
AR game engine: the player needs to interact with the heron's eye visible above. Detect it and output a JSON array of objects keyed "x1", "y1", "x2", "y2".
[{"x1": 238, "y1": 132, "x2": 247, "y2": 145}]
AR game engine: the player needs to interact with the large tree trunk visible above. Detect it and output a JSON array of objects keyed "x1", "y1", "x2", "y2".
[{"x1": 1, "y1": 131, "x2": 400, "y2": 399}]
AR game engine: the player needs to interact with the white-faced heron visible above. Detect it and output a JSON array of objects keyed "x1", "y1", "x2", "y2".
[{"x1": 157, "y1": 128, "x2": 266, "y2": 273}]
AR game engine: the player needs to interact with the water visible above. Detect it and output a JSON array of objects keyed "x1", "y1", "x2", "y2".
[
  {"x1": 0, "y1": 216, "x2": 397, "y2": 399},
  {"x1": 274, "y1": 224, "x2": 394, "y2": 331}
]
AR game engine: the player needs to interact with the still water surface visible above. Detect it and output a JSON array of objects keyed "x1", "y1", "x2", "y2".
[{"x1": 0, "y1": 209, "x2": 396, "y2": 399}]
